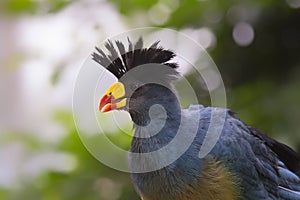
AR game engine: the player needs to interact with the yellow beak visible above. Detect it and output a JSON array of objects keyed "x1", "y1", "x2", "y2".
[{"x1": 99, "y1": 82, "x2": 127, "y2": 112}]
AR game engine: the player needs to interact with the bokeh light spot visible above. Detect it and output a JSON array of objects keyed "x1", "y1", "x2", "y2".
[
  {"x1": 148, "y1": 2, "x2": 171, "y2": 25},
  {"x1": 233, "y1": 22, "x2": 255, "y2": 47},
  {"x1": 183, "y1": 27, "x2": 216, "y2": 49}
]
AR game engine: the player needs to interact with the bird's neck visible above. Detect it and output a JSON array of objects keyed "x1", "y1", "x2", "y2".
[
  {"x1": 130, "y1": 99, "x2": 181, "y2": 127},
  {"x1": 129, "y1": 85, "x2": 182, "y2": 152},
  {"x1": 129, "y1": 85, "x2": 181, "y2": 126}
]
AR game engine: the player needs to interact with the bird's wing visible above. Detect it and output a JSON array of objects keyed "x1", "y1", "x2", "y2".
[{"x1": 197, "y1": 107, "x2": 300, "y2": 200}]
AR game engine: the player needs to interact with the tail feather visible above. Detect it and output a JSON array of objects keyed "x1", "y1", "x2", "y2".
[
  {"x1": 277, "y1": 160, "x2": 300, "y2": 200},
  {"x1": 279, "y1": 186, "x2": 300, "y2": 200}
]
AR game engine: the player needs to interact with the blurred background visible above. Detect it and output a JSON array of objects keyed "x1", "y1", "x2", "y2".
[{"x1": 1, "y1": 0, "x2": 300, "y2": 199}]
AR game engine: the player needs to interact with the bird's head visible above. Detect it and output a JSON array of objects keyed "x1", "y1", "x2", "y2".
[{"x1": 92, "y1": 38, "x2": 179, "y2": 122}]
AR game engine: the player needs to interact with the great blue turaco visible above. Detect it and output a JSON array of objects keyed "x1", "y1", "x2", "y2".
[{"x1": 92, "y1": 38, "x2": 300, "y2": 200}]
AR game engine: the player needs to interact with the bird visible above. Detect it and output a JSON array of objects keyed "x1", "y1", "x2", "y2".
[{"x1": 92, "y1": 38, "x2": 300, "y2": 200}]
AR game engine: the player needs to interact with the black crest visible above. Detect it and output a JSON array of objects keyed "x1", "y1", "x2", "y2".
[{"x1": 92, "y1": 38, "x2": 178, "y2": 79}]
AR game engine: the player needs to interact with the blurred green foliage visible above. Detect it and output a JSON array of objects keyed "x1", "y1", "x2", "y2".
[
  {"x1": 110, "y1": 0, "x2": 159, "y2": 15},
  {"x1": 1, "y1": 0, "x2": 74, "y2": 14},
  {"x1": 1, "y1": 0, "x2": 300, "y2": 199}
]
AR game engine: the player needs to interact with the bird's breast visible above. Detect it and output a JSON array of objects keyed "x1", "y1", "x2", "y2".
[{"x1": 133, "y1": 156, "x2": 241, "y2": 200}]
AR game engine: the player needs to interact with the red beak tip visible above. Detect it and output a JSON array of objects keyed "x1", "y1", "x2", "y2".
[
  {"x1": 99, "y1": 94, "x2": 116, "y2": 112},
  {"x1": 100, "y1": 103, "x2": 113, "y2": 113}
]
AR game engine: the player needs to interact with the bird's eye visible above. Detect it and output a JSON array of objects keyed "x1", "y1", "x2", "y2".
[{"x1": 108, "y1": 92, "x2": 112, "y2": 95}]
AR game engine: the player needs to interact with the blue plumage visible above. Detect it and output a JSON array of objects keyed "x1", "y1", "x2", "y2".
[
  {"x1": 131, "y1": 106, "x2": 300, "y2": 199},
  {"x1": 93, "y1": 38, "x2": 300, "y2": 200}
]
